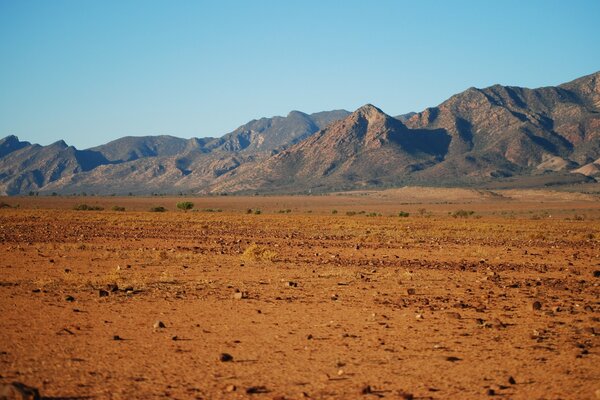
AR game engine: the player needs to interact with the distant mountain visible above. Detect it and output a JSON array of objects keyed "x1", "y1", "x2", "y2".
[
  {"x1": 210, "y1": 105, "x2": 450, "y2": 193},
  {"x1": 0, "y1": 109, "x2": 349, "y2": 195},
  {"x1": 0, "y1": 72, "x2": 598, "y2": 195},
  {"x1": 205, "y1": 109, "x2": 350, "y2": 154}
]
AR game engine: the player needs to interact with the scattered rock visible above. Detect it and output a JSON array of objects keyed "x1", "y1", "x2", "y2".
[
  {"x1": 246, "y1": 386, "x2": 268, "y2": 394},
  {"x1": 113, "y1": 335, "x2": 123, "y2": 341},
  {"x1": 593, "y1": 270, "x2": 600, "y2": 278},
  {"x1": 220, "y1": 353, "x2": 234, "y2": 362},
  {"x1": 360, "y1": 385, "x2": 372, "y2": 395},
  {"x1": 233, "y1": 291, "x2": 247, "y2": 300},
  {"x1": 153, "y1": 320, "x2": 166, "y2": 329},
  {"x1": 65, "y1": 295, "x2": 75, "y2": 302},
  {"x1": 446, "y1": 312, "x2": 461, "y2": 319},
  {"x1": 225, "y1": 384, "x2": 236, "y2": 392},
  {"x1": 107, "y1": 283, "x2": 119, "y2": 292},
  {"x1": 31, "y1": 289, "x2": 41, "y2": 293},
  {"x1": 508, "y1": 376, "x2": 516, "y2": 385},
  {"x1": 397, "y1": 391, "x2": 414, "y2": 400},
  {"x1": 98, "y1": 289, "x2": 109, "y2": 297},
  {"x1": 445, "y1": 356, "x2": 461, "y2": 362},
  {"x1": 415, "y1": 313, "x2": 424, "y2": 320},
  {"x1": 286, "y1": 281, "x2": 298, "y2": 287},
  {"x1": 406, "y1": 288, "x2": 416, "y2": 295},
  {"x1": 486, "y1": 388, "x2": 496, "y2": 396},
  {"x1": 531, "y1": 301, "x2": 542, "y2": 311},
  {"x1": 307, "y1": 334, "x2": 313, "y2": 340},
  {"x1": 0, "y1": 382, "x2": 40, "y2": 400}
]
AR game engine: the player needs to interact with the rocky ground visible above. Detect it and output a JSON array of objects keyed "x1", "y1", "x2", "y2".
[{"x1": 0, "y1": 190, "x2": 599, "y2": 399}]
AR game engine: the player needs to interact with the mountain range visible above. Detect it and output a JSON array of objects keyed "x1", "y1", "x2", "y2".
[{"x1": 1, "y1": 72, "x2": 599, "y2": 195}]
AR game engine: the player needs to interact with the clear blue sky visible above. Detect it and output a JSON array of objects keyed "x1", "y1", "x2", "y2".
[{"x1": 1, "y1": 0, "x2": 599, "y2": 149}]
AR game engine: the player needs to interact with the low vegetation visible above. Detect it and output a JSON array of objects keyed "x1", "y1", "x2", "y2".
[
  {"x1": 241, "y1": 243, "x2": 277, "y2": 262},
  {"x1": 149, "y1": 206, "x2": 167, "y2": 212},
  {"x1": 176, "y1": 201, "x2": 194, "y2": 211},
  {"x1": 111, "y1": 206, "x2": 126, "y2": 211},
  {"x1": 451, "y1": 209, "x2": 475, "y2": 218},
  {"x1": 73, "y1": 204, "x2": 104, "y2": 211}
]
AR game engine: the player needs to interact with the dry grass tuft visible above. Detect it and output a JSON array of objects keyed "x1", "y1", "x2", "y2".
[{"x1": 241, "y1": 243, "x2": 278, "y2": 262}]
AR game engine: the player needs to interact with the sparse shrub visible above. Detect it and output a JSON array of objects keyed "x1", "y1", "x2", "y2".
[
  {"x1": 366, "y1": 212, "x2": 381, "y2": 217},
  {"x1": 0, "y1": 201, "x2": 11, "y2": 209},
  {"x1": 573, "y1": 214, "x2": 585, "y2": 221},
  {"x1": 254, "y1": 209, "x2": 262, "y2": 215},
  {"x1": 176, "y1": 201, "x2": 194, "y2": 211},
  {"x1": 452, "y1": 209, "x2": 475, "y2": 218},
  {"x1": 73, "y1": 204, "x2": 103, "y2": 211},
  {"x1": 202, "y1": 208, "x2": 222, "y2": 212},
  {"x1": 241, "y1": 243, "x2": 277, "y2": 262},
  {"x1": 418, "y1": 208, "x2": 427, "y2": 216},
  {"x1": 398, "y1": 211, "x2": 410, "y2": 217},
  {"x1": 246, "y1": 209, "x2": 253, "y2": 214},
  {"x1": 332, "y1": 210, "x2": 338, "y2": 214},
  {"x1": 150, "y1": 206, "x2": 167, "y2": 212},
  {"x1": 111, "y1": 206, "x2": 125, "y2": 212},
  {"x1": 277, "y1": 209, "x2": 292, "y2": 214},
  {"x1": 346, "y1": 211, "x2": 357, "y2": 216}
]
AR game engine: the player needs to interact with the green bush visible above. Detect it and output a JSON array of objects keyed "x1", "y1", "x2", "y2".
[
  {"x1": 331, "y1": 210, "x2": 338, "y2": 214},
  {"x1": 111, "y1": 206, "x2": 125, "y2": 212},
  {"x1": 176, "y1": 201, "x2": 194, "y2": 211},
  {"x1": 150, "y1": 206, "x2": 167, "y2": 212},
  {"x1": 398, "y1": 211, "x2": 410, "y2": 217}
]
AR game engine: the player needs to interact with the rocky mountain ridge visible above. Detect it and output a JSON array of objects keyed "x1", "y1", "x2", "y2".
[{"x1": 1, "y1": 72, "x2": 598, "y2": 195}]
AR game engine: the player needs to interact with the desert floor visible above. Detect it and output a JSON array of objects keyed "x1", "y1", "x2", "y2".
[{"x1": 1, "y1": 188, "x2": 599, "y2": 399}]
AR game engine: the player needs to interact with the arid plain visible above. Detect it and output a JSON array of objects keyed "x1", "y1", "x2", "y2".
[{"x1": 1, "y1": 187, "x2": 599, "y2": 399}]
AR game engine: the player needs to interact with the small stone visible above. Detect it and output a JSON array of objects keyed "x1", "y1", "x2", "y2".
[
  {"x1": 246, "y1": 386, "x2": 267, "y2": 394},
  {"x1": 107, "y1": 283, "x2": 119, "y2": 292},
  {"x1": 398, "y1": 391, "x2": 414, "y2": 400},
  {"x1": 445, "y1": 356, "x2": 461, "y2": 362},
  {"x1": 446, "y1": 312, "x2": 461, "y2": 319},
  {"x1": 225, "y1": 384, "x2": 236, "y2": 392},
  {"x1": 32, "y1": 288, "x2": 41, "y2": 293},
  {"x1": 531, "y1": 301, "x2": 542, "y2": 311},
  {"x1": 486, "y1": 388, "x2": 496, "y2": 396},
  {"x1": 65, "y1": 295, "x2": 75, "y2": 302},
  {"x1": 595, "y1": 388, "x2": 600, "y2": 399},
  {"x1": 415, "y1": 313, "x2": 424, "y2": 320},
  {"x1": 113, "y1": 335, "x2": 123, "y2": 341},
  {"x1": 406, "y1": 288, "x2": 416, "y2": 295},
  {"x1": 337, "y1": 369, "x2": 344, "y2": 376},
  {"x1": 220, "y1": 353, "x2": 234, "y2": 362},
  {"x1": 233, "y1": 291, "x2": 247, "y2": 300},
  {"x1": 98, "y1": 289, "x2": 109, "y2": 297},
  {"x1": 360, "y1": 385, "x2": 372, "y2": 395},
  {"x1": 286, "y1": 281, "x2": 298, "y2": 287},
  {"x1": 307, "y1": 334, "x2": 313, "y2": 340},
  {"x1": 0, "y1": 382, "x2": 40, "y2": 400},
  {"x1": 593, "y1": 270, "x2": 600, "y2": 278},
  {"x1": 153, "y1": 320, "x2": 166, "y2": 329},
  {"x1": 508, "y1": 376, "x2": 516, "y2": 385}
]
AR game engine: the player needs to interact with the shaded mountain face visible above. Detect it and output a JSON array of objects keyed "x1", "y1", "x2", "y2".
[
  {"x1": 0, "y1": 72, "x2": 598, "y2": 195},
  {"x1": 403, "y1": 71, "x2": 600, "y2": 180},
  {"x1": 0, "y1": 138, "x2": 109, "y2": 195}
]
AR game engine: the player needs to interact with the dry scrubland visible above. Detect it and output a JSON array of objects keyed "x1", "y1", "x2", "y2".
[{"x1": 0, "y1": 188, "x2": 599, "y2": 399}]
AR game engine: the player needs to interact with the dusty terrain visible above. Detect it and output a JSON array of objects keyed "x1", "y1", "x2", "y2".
[{"x1": 1, "y1": 188, "x2": 599, "y2": 399}]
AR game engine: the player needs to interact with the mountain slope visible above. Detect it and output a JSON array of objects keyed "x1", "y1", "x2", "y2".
[{"x1": 210, "y1": 105, "x2": 451, "y2": 193}]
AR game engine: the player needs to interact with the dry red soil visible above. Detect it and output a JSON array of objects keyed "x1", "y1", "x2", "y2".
[{"x1": 1, "y1": 189, "x2": 599, "y2": 399}]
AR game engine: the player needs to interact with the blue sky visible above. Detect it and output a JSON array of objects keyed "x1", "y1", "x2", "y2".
[{"x1": 1, "y1": 0, "x2": 599, "y2": 149}]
